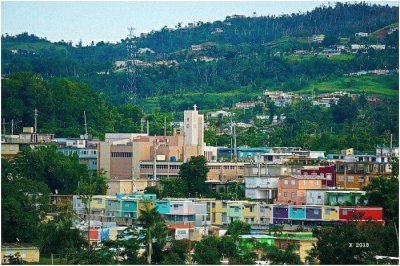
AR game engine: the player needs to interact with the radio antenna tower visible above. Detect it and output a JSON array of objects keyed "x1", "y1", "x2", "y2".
[{"x1": 125, "y1": 26, "x2": 138, "y2": 103}]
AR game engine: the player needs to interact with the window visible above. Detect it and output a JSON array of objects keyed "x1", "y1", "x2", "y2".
[
  {"x1": 325, "y1": 209, "x2": 331, "y2": 215},
  {"x1": 284, "y1": 180, "x2": 289, "y2": 185},
  {"x1": 291, "y1": 192, "x2": 296, "y2": 199},
  {"x1": 97, "y1": 199, "x2": 102, "y2": 204},
  {"x1": 9, "y1": 144, "x2": 15, "y2": 151},
  {"x1": 347, "y1": 176, "x2": 354, "y2": 182},
  {"x1": 313, "y1": 209, "x2": 319, "y2": 215},
  {"x1": 339, "y1": 175, "x2": 345, "y2": 182},
  {"x1": 291, "y1": 180, "x2": 296, "y2": 186},
  {"x1": 317, "y1": 195, "x2": 321, "y2": 199},
  {"x1": 284, "y1": 192, "x2": 288, "y2": 197},
  {"x1": 342, "y1": 210, "x2": 348, "y2": 215},
  {"x1": 249, "y1": 206, "x2": 254, "y2": 212},
  {"x1": 222, "y1": 202, "x2": 227, "y2": 208},
  {"x1": 260, "y1": 207, "x2": 265, "y2": 213},
  {"x1": 358, "y1": 176, "x2": 364, "y2": 183},
  {"x1": 1, "y1": 145, "x2": 5, "y2": 151}
]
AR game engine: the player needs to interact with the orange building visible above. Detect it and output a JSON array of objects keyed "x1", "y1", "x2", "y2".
[{"x1": 277, "y1": 176, "x2": 323, "y2": 205}]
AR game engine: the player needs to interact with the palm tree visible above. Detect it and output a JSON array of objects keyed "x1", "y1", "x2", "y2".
[{"x1": 138, "y1": 201, "x2": 168, "y2": 264}]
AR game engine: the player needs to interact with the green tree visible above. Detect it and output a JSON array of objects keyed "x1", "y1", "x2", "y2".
[
  {"x1": 361, "y1": 175, "x2": 399, "y2": 224},
  {"x1": 263, "y1": 244, "x2": 302, "y2": 265},
  {"x1": 331, "y1": 95, "x2": 358, "y2": 123},
  {"x1": 160, "y1": 178, "x2": 188, "y2": 198},
  {"x1": 12, "y1": 145, "x2": 89, "y2": 194},
  {"x1": 138, "y1": 203, "x2": 168, "y2": 264},
  {"x1": 1, "y1": 159, "x2": 49, "y2": 243},
  {"x1": 179, "y1": 156, "x2": 209, "y2": 195},
  {"x1": 162, "y1": 240, "x2": 189, "y2": 264},
  {"x1": 306, "y1": 222, "x2": 398, "y2": 264},
  {"x1": 36, "y1": 216, "x2": 86, "y2": 257},
  {"x1": 193, "y1": 236, "x2": 221, "y2": 264},
  {"x1": 226, "y1": 220, "x2": 251, "y2": 238}
]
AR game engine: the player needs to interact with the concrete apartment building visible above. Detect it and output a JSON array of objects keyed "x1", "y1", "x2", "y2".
[
  {"x1": 97, "y1": 106, "x2": 205, "y2": 194},
  {"x1": 277, "y1": 176, "x2": 323, "y2": 205}
]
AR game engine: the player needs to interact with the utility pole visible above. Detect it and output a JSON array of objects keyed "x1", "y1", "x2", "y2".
[
  {"x1": 11, "y1": 119, "x2": 14, "y2": 136},
  {"x1": 34, "y1": 108, "x2": 38, "y2": 133},
  {"x1": 141, "y1": 119, "x2": 145, "y2": 133},
  {"x1": 2, "y1": 118, "x2": 6, "y2": 134},
  {"x1": 147, "y1": 120, "x2": 150, "y2": 135},
  {"x1": 84, "y1": 111, "x2": 88, "y2": 137},
  {"x1": 153, "y1": 137, "x2": 158, "y2": 188},
  {"x1": 233, "y1": 124, "x2": 237, "y2": 161},
  {"x1": 164, "y1": 116, "x2": 167, "y2": 137},
  {"x1": 344, "y1": 161, "x2": 347, "y2": 189}
]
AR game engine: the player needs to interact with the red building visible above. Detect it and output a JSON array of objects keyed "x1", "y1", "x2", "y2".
[
  {"x1": 339, "y1": 206, "x2": 384, "y2": 223},
  {"x1": 300, "y1": 165, "x2": 336, "y2": 187}
]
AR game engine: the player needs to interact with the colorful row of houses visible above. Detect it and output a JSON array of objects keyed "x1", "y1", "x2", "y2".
[{"x1": 70, "y1": 194, "x2": 384, "y2": 229}]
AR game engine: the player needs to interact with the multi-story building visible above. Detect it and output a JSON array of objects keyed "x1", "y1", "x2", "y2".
[
  {"x1": 217, "y1": 147, "x2": 271, "y2": 161},
  {"x1": 156, "y1": 199, "x2": 208, "y2": 227},
  {"x1": 55, "y1": 138, "x2": 99, "y2": 171},
  {"x1": 209, "y1": 200, "x2": 228, "y2": 225},
  {"x1": 96, "y1": 106, "x2": 205, "y2": 194},
  {"x1": 300, "y1": 165, "x2": 336, "y2": 187},
  {"x1": 305, "y1": 190, "x2": 366, "y2": 205},
  {"x1": 325, "y1": 190, "x2": 366, "y2": 205},
  {"x1": 277, "y1": 176, "x2": 323, "y2": 205},
  {"x1": 207, "y1": 162, "x2": 244, "y2": 181},
  {"x1": 244, "y1": 163, "x2": 280, "y2": 201},
  {"x1": 1, "y1": 127, "x2": 55, "y2": 159}
]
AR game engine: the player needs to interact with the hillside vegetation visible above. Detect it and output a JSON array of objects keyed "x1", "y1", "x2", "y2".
[{"x1": 1, "y1": 2, "x2": 399, "y2": 150}]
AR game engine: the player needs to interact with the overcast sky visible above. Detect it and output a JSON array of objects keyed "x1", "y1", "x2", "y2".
[{"x1": 2, "y1": 1, "x2": 398, "y2": 45}]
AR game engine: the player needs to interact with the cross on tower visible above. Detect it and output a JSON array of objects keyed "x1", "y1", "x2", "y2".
[{"x1": 193, "y1": 104, "x2": 197, "y2": 111}]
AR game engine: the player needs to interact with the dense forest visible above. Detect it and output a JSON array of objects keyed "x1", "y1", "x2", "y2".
[{"x1": 1, "y1": 2, "x2": 399, "y2": 151}]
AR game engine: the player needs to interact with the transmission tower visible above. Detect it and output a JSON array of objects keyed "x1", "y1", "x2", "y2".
[{"x1": 125, "y1": 26, "x2": 138, "y2": 103}]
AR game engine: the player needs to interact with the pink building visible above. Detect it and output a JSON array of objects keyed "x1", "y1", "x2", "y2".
[{"x1": 277, "y1": 176, "x2": 323, "y2": 205}]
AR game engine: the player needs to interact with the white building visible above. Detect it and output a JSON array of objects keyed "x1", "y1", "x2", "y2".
[
  {"x1": 355, "y1": 32, "x2": 369, "y2": 37},
  {"x1": 204, "y1": 146, "x2": 218, "y2": 162},
  {"x1": 184, "y1": 104, "x2": 205, "y2": 159},
  {"x1": 208, "y1": 110, "x2": 233, "y2": 118}
]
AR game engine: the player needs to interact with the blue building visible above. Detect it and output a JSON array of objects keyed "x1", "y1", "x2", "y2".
[
  {"x1": 58, "y1": 147, "x2": 98, "y2": 170},
  {"x1": 217, "y1": 146, "x2": 271, "y2": 160}
]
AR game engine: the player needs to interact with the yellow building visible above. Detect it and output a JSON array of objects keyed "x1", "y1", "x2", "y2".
[
  {"x1": 322, "y1": 206, "x2": 340, "y2": 221},
  {"x1": 91, "y1": 195, "x2": 109, "y2": 210},
  {"x1": 242, "y1": 202, "x2": 258, "y2": 224},
  {"x1": 1, "y1": 143, "x2": 20, "y2": 159},
  {"x1": 210, "y1": 200, "x2": 228, "y2": 225},
  {"x1": 1, "y1": 244, "x2": 40, "y2": 263}
]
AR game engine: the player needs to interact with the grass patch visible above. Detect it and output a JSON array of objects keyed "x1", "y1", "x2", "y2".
[
  {"x1": 286, "y1": 54, "x2": 355, "y2": 62},
  {"x1": 3, "y1": 41, "x2": 67, "y2": 52},
  {"x1": 297, "y1": 75, "x2": 399, "y2": 97}
]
